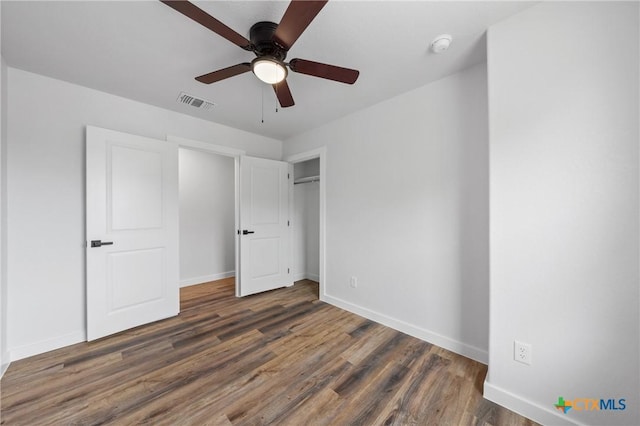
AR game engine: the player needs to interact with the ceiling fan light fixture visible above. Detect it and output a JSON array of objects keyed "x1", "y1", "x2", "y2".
[{"x1": 252, "y1": 57, "x2": 287, "y2": 84}]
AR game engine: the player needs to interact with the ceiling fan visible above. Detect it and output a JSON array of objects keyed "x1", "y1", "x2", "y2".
[{"x1": 161, "y1": 0, "x2": 360, "y2": 108}]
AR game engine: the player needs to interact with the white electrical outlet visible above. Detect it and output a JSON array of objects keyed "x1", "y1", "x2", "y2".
[
  {"x1": 350, "y1": 276, "x2": 358, "y2": 288},
  {"x1": 514, "y1": 341, "x2": 532, "y2": 365}
]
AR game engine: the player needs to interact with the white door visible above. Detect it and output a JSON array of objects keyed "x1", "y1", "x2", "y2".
[
  {"x1": 86, "y1": 126, "x2": 179, "y2": 341},
  {"x1": 238, "y1": 156, "x2": 292, "y2": 296}
]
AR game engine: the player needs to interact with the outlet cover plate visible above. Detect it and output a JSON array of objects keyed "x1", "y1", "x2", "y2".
[{"x1": 514, "y1": 340, "x2": 532, "y2": 365}]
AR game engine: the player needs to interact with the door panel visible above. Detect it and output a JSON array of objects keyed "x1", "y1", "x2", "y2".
[
  {"x1": 108, "y1": 248, "x2": 164, "y2": 311},
  {"x1": 110, "y1": 146, "x2": 164, "y2": 230},
  {"x1": 250, "y1": 237, "x2": 280, "y2": 278},
  {"x1": 86, "y1": 126, "x2": 178, "y2": 341},
  {"x1": 239, "y1": 156, "x2": 292, "y2": 296},
  {"x1": 251, "y1": 166, "x2": 281, "y2": 225}
]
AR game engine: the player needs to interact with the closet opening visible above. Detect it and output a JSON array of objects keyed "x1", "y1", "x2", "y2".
[{"x1": 292, "y1": 157, "x2": 321, "y2": 298}]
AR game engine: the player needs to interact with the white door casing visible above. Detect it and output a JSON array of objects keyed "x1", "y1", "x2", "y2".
[
  {"x1": 238, "y1": 156, "x2": 292, "y2": 296},
  {"x1": 86, "y1": 126, "x2": 179, "y2": 341}
]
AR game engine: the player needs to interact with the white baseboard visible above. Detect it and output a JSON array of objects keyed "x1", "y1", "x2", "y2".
[
  {"x1": 180, "y1": 271, "x2": 235, "y2": 288},
  {"x1": 322, "y1": 292, "x2": 488, "y2": 364},
  {"x1": 0, "y1": 359, "x2": 9, "y2": 379},
  {"x1": 483, "y1": 381, "x2": 578, "y2": 426},
  {"x1": 294, "y1": 272, "x2": 320, "y2": 282},
  {"x1": 9, "y1": 330, "x2": 85, "y2": 362}
]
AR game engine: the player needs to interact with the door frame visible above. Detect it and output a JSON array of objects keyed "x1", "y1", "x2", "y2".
[
  {"x1": 166, "y1": 135, "x2": 245, "y2": 296},
  {"x1": 285, "y1": 147, "x2": 326, "y2": 301}
]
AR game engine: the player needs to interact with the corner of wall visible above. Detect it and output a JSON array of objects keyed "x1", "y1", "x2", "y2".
[
  {"x1": 0, "y1": 28, "x2": 8, "y2": 375},
  {"x1": 483, "y1": 382, "x2": 578, "y2": 426},
  {"x1": 0, "y1": 54, "x2": 9, "y2": 377}
]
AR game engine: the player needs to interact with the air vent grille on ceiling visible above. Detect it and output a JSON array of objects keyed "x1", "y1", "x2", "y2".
[{"x1": 177, "y1": 92, "x2": 215, "y2": 110}]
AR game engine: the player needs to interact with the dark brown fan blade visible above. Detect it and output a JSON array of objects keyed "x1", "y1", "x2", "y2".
[
  {"x1": 196, "y1": 63, "x2": 251, "y2": 84},
  {"x1": 273, "y1": 80, "x2": 295, "y2": 108},
  {"x1": 161, "y1": 1, "x2": 252, "y2": 50},
  {"x1": 289, "y1": 59, "x2": 359, "y2": 84},
  {"x1": 273, "y1": 0, "x2": 328, "y2": 51}
]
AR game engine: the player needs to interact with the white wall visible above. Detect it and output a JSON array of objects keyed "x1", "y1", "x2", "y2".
[
  {"x1": 179, "y1": 148, "x2": 235, "y2": 287},
  {"x1": 284, "y1": 63, "x2": 489, "y2": 362},
  {"x1": 5, "y1": 68, "x2": 282, "y2": 360},
  {"x1": 485, "y1": 2, "x2": 639, "y2": 426},
  {"x1": 0, "y1": 53, "x2": 8, "y2": 376}
]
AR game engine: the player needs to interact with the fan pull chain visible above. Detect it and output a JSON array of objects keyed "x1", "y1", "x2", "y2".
[
  {"x1": 261, "y1": 85, "x2": 264, "y2": 123},
  {"x1": 273, "y1": 62, "x2": 279, "y2": 113}
]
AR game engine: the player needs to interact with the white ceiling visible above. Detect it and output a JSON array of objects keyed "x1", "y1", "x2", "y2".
[{"x1": 1, "y1": 1, "x2": 535, "y2": 140}]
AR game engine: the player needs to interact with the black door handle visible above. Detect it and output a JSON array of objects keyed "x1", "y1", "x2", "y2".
[
  {"x1": 91, "y1": 240, "x2": 114, "y2": 248},
  {"x1": 242, "y1": 230, "x2": 255, "y2": 235}
]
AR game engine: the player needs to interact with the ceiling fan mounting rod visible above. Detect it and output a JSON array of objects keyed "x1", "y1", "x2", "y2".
[{"x1": 250, "y1": 21, "x2": 287, "y2": 61}]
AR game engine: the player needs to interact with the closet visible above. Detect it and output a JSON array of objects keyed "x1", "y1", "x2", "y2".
[{"x1": 292, "y1": 158, "x2": 320, "y2": 283}]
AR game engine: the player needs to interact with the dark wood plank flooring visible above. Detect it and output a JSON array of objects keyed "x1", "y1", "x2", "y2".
[{"x1": 0, "y1": 278, "x2": 537, "y2": 425}]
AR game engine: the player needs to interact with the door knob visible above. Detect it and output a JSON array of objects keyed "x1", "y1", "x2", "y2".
[
  {"x1": 90, "y1": 240, "x2": 114, "y2": 248},
  {"x1": 242, "y1": 230, "x2": 255, "y2": 235}
]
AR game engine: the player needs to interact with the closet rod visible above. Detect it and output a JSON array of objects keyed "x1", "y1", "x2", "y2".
[{"x1": 293, "y1": 176, "x2": 320, "y2": 185}]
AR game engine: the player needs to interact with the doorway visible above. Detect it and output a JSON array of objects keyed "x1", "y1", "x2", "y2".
[
  {"x1": 292, "y1": 158, "x2": 320, "y2": 283},
  {"x1": 168, "y1": 135, "x2": 245, "y2": 291},
  {"x1": 287, "y1": 148, "x2": 326, "y2": 300},
  {"x1": 172, "y1": 136, "x2": 326, "y2": 300},
  {"x1": 178, "y1": 147, "x2": 235, "y2": 287}
]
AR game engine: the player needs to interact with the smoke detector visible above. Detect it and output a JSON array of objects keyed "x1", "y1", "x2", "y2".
[{"x1": 431, "y1": 34, "x2": 452, "y2": 53}]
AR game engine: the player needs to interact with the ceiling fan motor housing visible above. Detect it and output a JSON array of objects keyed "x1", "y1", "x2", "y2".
[{"x1": 250, "y1": 21, "x2": 287, "y2": 61}]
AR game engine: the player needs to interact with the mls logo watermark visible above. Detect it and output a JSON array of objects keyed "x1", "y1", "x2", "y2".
[{"x1": 554, "y1": 396, "x2": 626, "y2": 414}]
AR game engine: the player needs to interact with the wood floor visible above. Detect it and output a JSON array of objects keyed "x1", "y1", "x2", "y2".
[{"x1": 0, "y1": 278, "x2": 537, "y2": 425}]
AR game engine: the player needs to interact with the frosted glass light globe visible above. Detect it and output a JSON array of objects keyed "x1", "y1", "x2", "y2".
[{"x1": 252, "y1": 58, "x2": 287, "y2": 84}]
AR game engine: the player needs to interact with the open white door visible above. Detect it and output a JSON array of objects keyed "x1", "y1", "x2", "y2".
[
  {"x1": 86, "y1": 126, "x2": 179, "y2": 341},
  {"x1": 238, "y1": 156, "x2": 292, "y2": 296}
]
